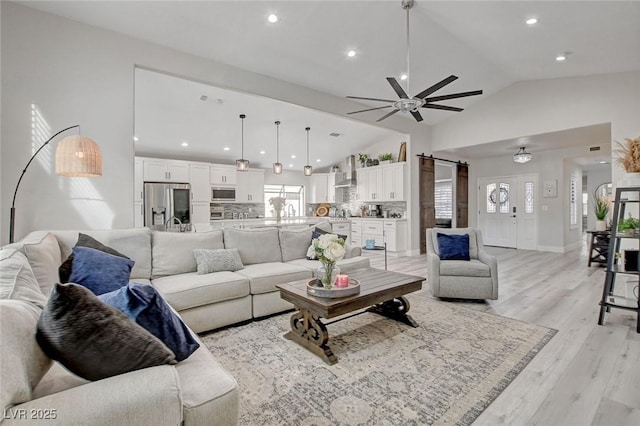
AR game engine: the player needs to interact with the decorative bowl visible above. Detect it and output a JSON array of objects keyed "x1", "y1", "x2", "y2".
[{"x1": 306, "y1": 278, "x2": 360, "y2": 298}]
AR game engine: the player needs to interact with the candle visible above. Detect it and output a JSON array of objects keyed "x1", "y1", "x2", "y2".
[{"x1": 336, "y1": 274, "x2": 349, "y2": 288}]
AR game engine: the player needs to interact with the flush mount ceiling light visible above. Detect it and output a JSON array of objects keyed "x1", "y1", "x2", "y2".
[
  {"x1": 268, "y1": 14, "x2": 278, "y2": 23},
  {"x1": 304, "y1": 127, "x2": 313, "y2": 176},
  {"x1": 513, "y1": 147, "x2": 532, "y2": 163},
  {"x1": 347, "y1": 50, "x2": 356, "y2": 58},
  {"x1": 525, "y1": 17, "x2": 538, "y2": 25},
  {"x1": 181, "y1": 141, "x2": 188, "y2": 147},
  {"x1": 273, "y1": 121, "x2": 282, "y2": 174},
  {"x1": 236, "y1": 114, "x2": 250, "y2": 171}
]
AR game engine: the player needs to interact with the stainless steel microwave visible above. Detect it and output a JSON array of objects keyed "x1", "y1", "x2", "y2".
[{"x1": 211, "y1": 187, "x2": 236, "y2": 202}]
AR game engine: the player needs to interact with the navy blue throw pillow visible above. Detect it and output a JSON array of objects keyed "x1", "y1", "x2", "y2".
[
  {"x1": 69, "y1": 246, "x2": 135, "y2": 295},
  {"x1": 437, "y1": 233, "x2": 470, "y2": 261},
  {"x1": 99, "y1": 282, "x2": 200, "y2": 362}
]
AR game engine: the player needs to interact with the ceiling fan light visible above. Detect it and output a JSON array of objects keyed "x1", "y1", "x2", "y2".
[
  {"x1": 273, "y1": 162, "x2": 283, "y2": 174},
  {"x1": 513, "y1": 147, "x2": 532, "y2": 163}
]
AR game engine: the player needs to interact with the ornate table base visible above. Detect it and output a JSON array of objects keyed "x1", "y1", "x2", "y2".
[{"x1": 284, "y1": 296, "x2": 418, "y2": 365}]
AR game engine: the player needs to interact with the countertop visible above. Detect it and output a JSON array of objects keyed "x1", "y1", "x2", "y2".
[{"x1": 207, "y1": 216, "x2": 406, "y2": 225}]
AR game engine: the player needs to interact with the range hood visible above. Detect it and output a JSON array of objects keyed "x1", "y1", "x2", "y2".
[{"x1": 334, "y1": 155, "x2": 357, "y2": 188}]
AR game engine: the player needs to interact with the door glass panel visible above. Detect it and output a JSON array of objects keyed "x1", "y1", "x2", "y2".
[
  {"x1": 525, "y1": 182, "x2": 534, "y2": 213},
  {"x1": 499, "y1": 183, "x2": 510, "y2": 213},
  {"x1": 487, "y1": 183, "x2": 496, "y2": 213}
]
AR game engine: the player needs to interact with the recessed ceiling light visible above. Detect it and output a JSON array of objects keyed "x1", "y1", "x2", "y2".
[
  {"x1": 525, "y1": 17, "x2": 538, "y2": 25},
  {"x1": 556, "y1": 54, "x2": 567, "y2": 62},
  {"x1": 291, "y1": 154, "x2": 296, "y2": 159},
  {"x1": 288, "y1": 164, "x2": 293, "y2": 168},
  {"x1": 133, "y1": 136, "x2": 139, "y2": 142},
  {"x1": 268, "y1": 14, "x2": 278, "y2": 23},
  {"x1": 400, "y1": 74, "x2": 408, "y2": 81},
  {"x1": 223, "y1": 147, "x2": 230, "y2": 151},
  {"x1": 181, "y1": 141, "x2": 188, "y2": 147},
  {"x1": 347, "y1": 50, "x2": 356, "y2": 58},
  {"x1": 260, "y1": 150, "x2": 266, "y2": 155},
  {"x1": 599, "y1": 160, "x2": 608, "y2": 164},
  {"x1": 316, "y1": 159, "x2": 321, "y2": 163}
]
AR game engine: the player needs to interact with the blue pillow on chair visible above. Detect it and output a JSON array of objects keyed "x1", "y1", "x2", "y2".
[
  {"x1": 69, "y1": 246, "x2": 135, "y2": 295},
  {"x1": 99, "y1": 282, "x2": 200, "y2": 362},
  {"x1": 437, "y1": 233, "x2": 470, "y2": 261}
]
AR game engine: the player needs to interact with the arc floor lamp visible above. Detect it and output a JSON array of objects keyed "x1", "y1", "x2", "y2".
[{"x1": 9, "y1": 125, "x2": 102, "y2": 243}]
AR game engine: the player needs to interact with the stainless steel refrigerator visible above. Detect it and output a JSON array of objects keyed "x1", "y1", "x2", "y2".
[{"x1": 144, "y1": 182, "x2": 191, "y2": 231}]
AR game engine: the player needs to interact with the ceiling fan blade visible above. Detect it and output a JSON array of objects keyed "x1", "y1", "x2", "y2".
[
  {"x1": 347, "y1": 105, "x2": 392, "y2": 115},
  {"x1": 386, "y1": 77, "x2": 409, "y2": 99},
  {"x1": 415, "y1": 75, "x2": 458, "y2": 99},
  {"x1": 423, "y1": 90, "x2": 483, "y2": 103},
  {"x1": 376, "y1": 109, "x2": 400, "y2": 122},
  {"x1": 422, "y1": 103, "x2": 464, "y2": 112},
  {"x1": 410, "y1": 110, "x2": 424, "y2": 122},
  {"x1": 346, "y1": 96, "x2": 396, "y2": 103}
]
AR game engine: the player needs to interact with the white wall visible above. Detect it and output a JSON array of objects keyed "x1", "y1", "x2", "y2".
[
  {"x1": 0, "y1": 2, "x2": 429, "y2": 244},
  {"x1": 563, "y1": 161, "x2": 583, "y2": 250}
]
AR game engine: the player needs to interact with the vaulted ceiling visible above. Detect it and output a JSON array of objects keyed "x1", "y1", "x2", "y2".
[{"x1": 20, "y1": 1, "x2": 640, "y2": 166}]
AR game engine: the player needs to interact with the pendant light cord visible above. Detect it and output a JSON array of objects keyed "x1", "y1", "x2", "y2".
[
  {"x1": 406, "y1": 4, "x2": 411, "y2": 95},
  {"x1": 306, "y1": 127, "x2": 310, "y2": 164},
  {"x1": 276, "y1": 121, "x2": 280, "y2": 162}
]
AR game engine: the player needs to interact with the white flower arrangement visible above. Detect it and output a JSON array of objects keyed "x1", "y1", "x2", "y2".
[{"x1": 307, "y1": 233, "x2": 346, "y2": 264}]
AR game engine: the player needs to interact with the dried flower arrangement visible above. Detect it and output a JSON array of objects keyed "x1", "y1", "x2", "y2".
[{"x1": 614, "y1": 137, "x2": 640, "y2": 173}]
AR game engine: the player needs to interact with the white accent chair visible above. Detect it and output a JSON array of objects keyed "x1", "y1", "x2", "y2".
[{"x1": 426, "y1": 228, "x2": 498, "y2": 300}]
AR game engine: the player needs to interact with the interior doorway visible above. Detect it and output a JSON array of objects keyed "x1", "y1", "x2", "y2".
[{"x1": 478, "y1": 174, "x2": 538, "y2": 249}]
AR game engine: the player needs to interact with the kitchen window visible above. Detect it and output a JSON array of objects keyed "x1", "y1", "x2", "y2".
[{"x1": 264, "y1": 185, "x2": 305, "y2": 218}]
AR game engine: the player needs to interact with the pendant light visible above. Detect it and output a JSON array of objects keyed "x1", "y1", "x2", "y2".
[
  {"x1": 236, "y1": 114, "x2": 249, "y2": 171},
  {"x1": 273, "y1": 121, "x2": 282, "y2": 174},
  {"x1": 513, "y1": 146, "x2": 532, "y2": 164},
  {"x1": 304, "y1": 126, "x2": 313, "y2": 176}
]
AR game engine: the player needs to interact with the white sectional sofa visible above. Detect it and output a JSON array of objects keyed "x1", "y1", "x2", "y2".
[{"x1": 1, "y1": 223, "x2": 369, "y2": 425}]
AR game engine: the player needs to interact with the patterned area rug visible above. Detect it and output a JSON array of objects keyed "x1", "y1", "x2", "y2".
[{"x1": 201, "y1": 295, "x2": 556, "y2": 425}]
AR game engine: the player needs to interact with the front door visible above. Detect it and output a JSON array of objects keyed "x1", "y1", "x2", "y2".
[{"x1": 479, "y1": 177, "x2": 518, "y2": 248}]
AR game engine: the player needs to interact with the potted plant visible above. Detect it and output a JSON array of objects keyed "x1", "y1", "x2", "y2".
[
  {"x1": 358, "y1": 153, "x2": 368, "y2": 168},
  {"x1": 614, "y1": 136, "x2": 640, "y2": 198},
  {"x1": 593, "y1": 196, "x2": 609, "y2": 231},
  {"x1": 378, "y1": 153, "x2": 393, "y2": 165},
  {"x1": 617, "y1": 214, "x2": 639, "y2": 236}
]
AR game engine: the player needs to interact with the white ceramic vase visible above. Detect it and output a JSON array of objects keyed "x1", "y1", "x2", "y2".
[{"x1": 595, "y1": 220, "x2": 607, "y2": 231}]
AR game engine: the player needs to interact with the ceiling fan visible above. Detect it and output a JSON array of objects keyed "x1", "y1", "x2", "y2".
[{"x1": 346, "y1": 0, "x2": 483, "y2": 123}]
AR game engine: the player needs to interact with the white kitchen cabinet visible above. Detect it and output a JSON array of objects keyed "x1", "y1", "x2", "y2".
[
  {"x1": 134, "y1": 158, "x2": 144, "y2": 203},
  {"x1": 308, "y1": 173, "x2": 328, "y2": 203},
  {"x1": 134, "y1": 202, "x2": 144, "y2": 228},
  {"x1": 361, "y1": 220, "x2": 384, "y2": 247},
  {"x1": 210, "y1": 165, "x2": 237, "y2": 186},
  {"x1": 236, "y1": 169, "x2": 264, "y2": 202},
  {"x1": 350, "y1": 220, "x2": 362, "y2": 247},
  {"x1": 327, "y1": 173, "x2": 338, "y2": 203},
  {"x1": 382, "y1": 163, "x2": 406, "y2": 201},
  {"x1": 143, "y1": 158, "x2": 189, "y2": 182},
  {"x1": 191, "y1": 201, "x2": 211, "y2": 223},
  {"x1": 383, "y1": 220, "x2": 407, "y2": 252},
  {"x1": 366, "y1": 167, "x2": 384, "y2": 201},
  {"x1": 331, "y1": 222, "x2": 351, "y2": 242},
  {"x1": 189, "y1": 163, "x2": 211, "y2": 202}
]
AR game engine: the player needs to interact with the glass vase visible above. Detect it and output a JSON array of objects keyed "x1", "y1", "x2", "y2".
[{"x1": 316, "y1": 262, "x2": 340, "y2": 289}]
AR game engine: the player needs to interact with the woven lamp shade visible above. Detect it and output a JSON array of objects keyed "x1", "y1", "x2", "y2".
[{"x1": 55, "y1": 135, "x2": 102, "y2": 177}]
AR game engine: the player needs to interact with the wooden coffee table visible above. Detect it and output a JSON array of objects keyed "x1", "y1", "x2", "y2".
[{"x1": 276, "y1": 267, "x2": 424, "y2": 365}]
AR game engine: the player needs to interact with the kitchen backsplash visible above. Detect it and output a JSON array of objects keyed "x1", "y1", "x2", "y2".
[{"x1": 307, "y1": 186, "x2": 407, "y2": 218}]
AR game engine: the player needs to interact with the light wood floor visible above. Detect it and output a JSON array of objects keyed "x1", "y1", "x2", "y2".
[{"x1": 362, "y1": 239, "x2": 640, "y2": 425}]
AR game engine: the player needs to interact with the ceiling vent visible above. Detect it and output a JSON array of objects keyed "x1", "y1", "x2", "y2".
[
  {"x1": 589, "y1": 146, "x2": 601, "y2": 152},
  {"x1": 329, "y1": 132, "x2": 342, "y2": 137}
]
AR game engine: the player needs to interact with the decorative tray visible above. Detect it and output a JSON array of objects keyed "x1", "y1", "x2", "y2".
[{"x1": 306, "y1": 278, "x2": 360, "y2": 298}]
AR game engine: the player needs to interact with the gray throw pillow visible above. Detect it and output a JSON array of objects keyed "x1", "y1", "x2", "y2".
[
  {"x1": 36, "y1": 283, "x2": 176, "y2": 381},
  {"x1": 193, "y1": 248, "x2": 244, "y2": 274}
]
